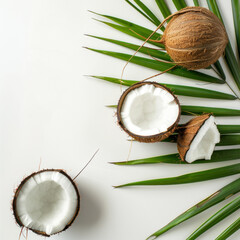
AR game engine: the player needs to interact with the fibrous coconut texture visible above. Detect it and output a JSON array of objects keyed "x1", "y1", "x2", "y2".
[
  {"x1": 117, "y1": 82, "x2": 181, "y2": 142},
  {"x1": 177, "y1": 114, "x2": 220, "y2": 163},
  {"x1": 13, "y1": 169, "x2": 80, "y2": 237},
  {"x1": 160, "y1": 7, "x2": 228, "y2": 70}
]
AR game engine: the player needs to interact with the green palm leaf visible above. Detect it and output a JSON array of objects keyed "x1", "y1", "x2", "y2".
[
  {"x1": 216, "y1": 216, "x2": 240, "y2": 240},
  {"x1": 172, "y1": 0, "x2": 187, "y2": 10},
  {"x1": 155, "y1": 0, "x2": 171, "y2": 19},
  {"x1": 86, "y1": 47, "x2": 225, "y2": 83},
  {"x1": 115, "y1": 163, "x2": 240, "y2": 188},
  {"x1": 89, "y1": 75, "x2": 235, "y2": 100},
  {"x1": 126, "y1": 0, "x2": 161, "y2": 27},
  {"x1": 187, "y1": 196, "x2": 240, "y2": 240},
  {"x1": 193, "y1": 0, "x2": 200, "y2": 6},
  {"x1": 181, "y1": 105, "x2": 240, "y2": 116},
  {"x1": 86, "y1": 35, "x2": 171, "y2": 61},
  {"x1": 125, "y1": 0, "x2": 158, "y2": 26},
  {"x1": 112, "y1": 148, "x2": 240, "y2": 165},
  {"x1": 232, "y1": 0, "x2": 240, "y2": 57},
  {"x1": 146, "y1": 178, "x2": 240, "y2": 239},
  {"x1": 95, "y1": 19, "x2": 163, "y2": 48},
  {"x1": 91, "y1": 11, "x2": 163, "y2": 44},
  {"x1": 218, "y1": 124, "x2": 240, "y2": 134}
]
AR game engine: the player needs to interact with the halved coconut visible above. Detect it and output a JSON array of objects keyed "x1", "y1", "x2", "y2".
[
  {"x1": 177, "y1": 114, "x2": 220, "y2": 163},
  {"x1": 13, "y1": 169, "x2": 80, "y2": 237},
  {"x1": 117, "y1": 82, "x2": 181, "y2": 142}
]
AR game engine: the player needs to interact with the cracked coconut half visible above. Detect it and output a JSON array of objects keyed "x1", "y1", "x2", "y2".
[
  {"x1": 177, "y1": 114, "x2": 220, "y2": 163},
  {"x1": 117, "y1": 82, "x2": 181, "y2": 142},
  {"x1": 13, "y1": 169, "x2": 80, "y2": 237}
]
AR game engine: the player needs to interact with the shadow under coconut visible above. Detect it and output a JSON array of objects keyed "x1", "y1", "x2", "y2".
[{"x1": 70, "y1": 180, "x2": 103, "y2": 233}]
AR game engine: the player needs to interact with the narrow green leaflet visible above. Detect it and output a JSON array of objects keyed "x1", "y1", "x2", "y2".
[
  {"x1": 95, "y1": 20, "x2": 163, "y2": 48},
  {"x1": 86, "y1": 48, "x2": 225, "y2": 83},
  {"x1": 115, "y1": 163, "x2": 240, "y2": 188},
  {"x1": 187, "y1": 196, "x2": 240, "y2": 240},
  {"x1": 181, "y1": 105, "x2": 240, "y2": 116},
  {"x1": 212, "y1": 60, "x2": 226, "y2": 81},
  {"x1": 218, "y1": 125, "x2": 240, "y2": 134},
  {"x1": 172, "y1": 0, "x2": 187, "y2": 10},
  {"x1": 91, "y1": 11, "x2": 162, "y2": 42},
  {"x1": 90, "y1": 75, "x2": 235, "y2": 100},
  {"x1": 216, "y1": 216, "x2": 240, "y2": 240},
  {"x1": 146, "y1": 178, "x2": 240, "y2": 239},
  {"x1": 155, "y1": 0, "x2": 171, "y2": 19},
  {"x1": 112, "y1": 149, "x2": 240, "y2": 165},
  {"x1": 125, "y1": 0, "x2": 157, "y2": 26},
  {"x1": 218, "y1": 134, "x2": 240, "y2": 146},
  {"x1": 193, "y1": 0, "x2": 200, "y2": 6},
  {"x1": 87, "y1": 35, "x2": 171, "y2": 61},
  {"x1": 207, "y1": 0, "x2": 240, "y2": 90},
  {"x1": 231, "y1": 0, "x2": 240, "y2": 57},
  {"x1": 131, "y1": 0, "x2": 161, "y2": 26}
]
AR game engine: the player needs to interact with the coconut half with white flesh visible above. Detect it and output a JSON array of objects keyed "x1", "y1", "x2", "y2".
[
  {"x1": 13, "y1": 169, "x2": 80, "y2": 237},
  {"x1": 177, "y1": 114, "x2": 220, "y2": 163},
  {"x1": 117, "y1": 82, "x2": 181, "y2": 142}
]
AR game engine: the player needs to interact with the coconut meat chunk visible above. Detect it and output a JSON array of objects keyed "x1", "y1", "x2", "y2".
[
  {"x1": 15, "y1": 171, "x2": 78, "y2": 235},
  {"x1": 120, "y1": 84, "x2": 179, "y2": 136},
  {"x1": 185, "y1": 115, "x2": 220, "y2": 163}
]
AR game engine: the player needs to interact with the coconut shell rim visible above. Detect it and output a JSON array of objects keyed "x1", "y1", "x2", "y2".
[
  {"x1": 177, "y1": 113, "x2": 213, "y2": 162},
  {"x1": 117, "y1": 81, "x2": 181, "y2": 142},
  {"x1": 12, "y1": 169, "x2": 80, "y2": 237}
]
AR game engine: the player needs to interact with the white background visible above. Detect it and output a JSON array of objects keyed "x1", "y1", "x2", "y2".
[{"x1": 1, "y1": 0, "x2": 240, "y2": 239}]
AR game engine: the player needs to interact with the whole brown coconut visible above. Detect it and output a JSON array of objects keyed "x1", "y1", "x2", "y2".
[{"x1": 160, "y1": 7, "x2": 228, "y2": 70}]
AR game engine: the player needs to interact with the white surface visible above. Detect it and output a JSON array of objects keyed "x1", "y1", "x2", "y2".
[
  {"x1": 121, "y1": 84, "x2": 179, "y2": 136},
  {"x1": 0, "y1": 0, "x2": 240, "y2": 240}
]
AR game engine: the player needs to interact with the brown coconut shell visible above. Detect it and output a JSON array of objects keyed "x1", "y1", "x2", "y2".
[
  {"x1": 117, "y1": 81, "x2": 181, "y2": 143},
  {"x1": 12, "y1": 169, "x2": 80, "y2": 237},
  {"x1": 177, "y1": 114, "x2": 211, "y2": 161},
  {"x1": 160, "y1": 7, "x2": 228, "y2": 70}
]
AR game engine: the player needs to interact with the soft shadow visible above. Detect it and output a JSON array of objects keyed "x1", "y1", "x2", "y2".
[{"x1": 70, "y1": 180, "x2": 102, "y2": 233}]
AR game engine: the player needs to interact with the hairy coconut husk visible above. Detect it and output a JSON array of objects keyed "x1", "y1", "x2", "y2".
[
  {"x1": 177, "y1": 114, "x2": 211, "y2": 161},
  {"x1": 117, "y1": 82, "x2": 181, "y2": 143},
  {"x1": 13, "y1": 169, "x2": 80, "y2": 237},
  {"x1": 160, "y1": 7, "x2": 228, "y2": 70}
]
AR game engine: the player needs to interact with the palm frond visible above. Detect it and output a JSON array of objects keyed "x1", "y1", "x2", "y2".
[
  {"x1": 146, "y1": 178, "x2": 240, "y2": 239},
  {"x1": 115, "y1": 163, "x2": 240, "y2": 188},
  {"x1": 124, "y1": 0, "x2": 158, "y2": 26},
  {"x1": 172, "y1": 0, "x2": 187, "y2": 10},
  {"x1": 86, "y1": 47, "x2": 225, "y2": 83},
  {"x1": 187, "y1": 196, "x2": 240, "y2": 240},
  {"x1": 126, "y1": 0, "x2": 161, "y2": 27},
  {"x1": 89, "y1": 75, "x2": 235, "y2": 100},
  {"x1": 215, "y1": 216, "x2": 240, "y2": 240},
  {"x1": 111, "y1": 148, "x2": 240, "y2": 165},
  {"x1": 155, "y1": 0, "x2": 171, "y2": 19},
  {"x1": 231, "y1": 0, "x2": 240, "y2": 57}
]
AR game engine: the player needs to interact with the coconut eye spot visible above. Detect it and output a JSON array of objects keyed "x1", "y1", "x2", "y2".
[{"x1": 121, "y1": 84, "x2": 179, "y2": 136}]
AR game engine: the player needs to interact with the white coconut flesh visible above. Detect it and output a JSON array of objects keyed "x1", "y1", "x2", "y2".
[
  {"x1": 120, "y1": 84, "x2": 179, "y2": 136},
  {"x1": 15, "y1": 171, "x2": 78, "y2": 235},
  {"x1": 185, "y1": 116, "x2": 220, "y2": 163}
]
